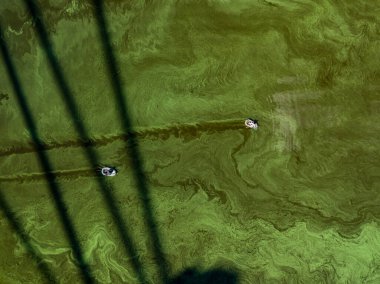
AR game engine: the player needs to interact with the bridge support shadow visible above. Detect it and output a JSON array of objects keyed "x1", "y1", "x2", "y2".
[
  {"x1": 2, "y1": 0, "x2": 242, "y2": 283},
  {"x1": 169, "y1": 267, "x2": 239, "y2": 284},
  {"x1": 24, "y1": 0, "x2": 149, "y2": 283},
  {"x1": 0, "y1": 188, "x2": 58, "y2": 283},
  {"x1": 0, "y1": 23, "x2": 93, "y2": 283}
]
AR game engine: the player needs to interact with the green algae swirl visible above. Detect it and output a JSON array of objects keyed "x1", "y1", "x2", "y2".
[{"x1": 0, "y1": 0, "x2": 379, "y2": 283}]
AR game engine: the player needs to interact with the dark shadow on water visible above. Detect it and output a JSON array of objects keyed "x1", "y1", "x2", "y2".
[
  {"x1": 0, "y1": 188, "x2": 57, "y2": 284},
  {"x1": 24, "y1": 0, "x2": 148, "y2": 283},
  {"x1": 91, "y1": 1, "x2": 241, "y2": 284},
  {"x1": 91, "y1": 0, "x2": 170, "y2": 283},
  {"x1": 0, "y1": 24, "x2": 93, "y2": 283},
  {"x1": 169, "y1": 268, "x2": 239, "y2": 284},
  {"x1": 7, "y1": 1, "x2": 243, "y2": 283}
]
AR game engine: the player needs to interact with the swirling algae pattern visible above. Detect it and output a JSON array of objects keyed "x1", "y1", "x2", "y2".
[{"x1": 0, "y1": 0, "x2": 379, "y2": 283}]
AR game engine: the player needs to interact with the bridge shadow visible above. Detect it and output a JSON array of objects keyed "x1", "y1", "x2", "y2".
[
  {"x1": 169, "y1": 267, "x2": 239, "y2": 284},
  {"x1": 3, "y1": 0, "x2": 242, "y2": 283},
  {"x1": 0, "y1": 22, "x2": 93, "y2": 283},
  {"x1": 23, "y1": 0, "x2": 149, "y2": 283},
  {"x1": 91, "y1": 0, "x2": 169, "y2": 283},
  {"x1": 0, "y1": 188, "x2": 57, "y2": 284},
  {"x1": 91, "y1": 1, "x2": 240, "y2": 284}
]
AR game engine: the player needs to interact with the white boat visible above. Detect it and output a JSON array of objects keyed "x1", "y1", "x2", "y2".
[
  {"x1": 245, "y1": 118, "x2": 259, "y2": 129},
  {"x1": 100, "y1": 166, "x2": 118, "y2": 177}
]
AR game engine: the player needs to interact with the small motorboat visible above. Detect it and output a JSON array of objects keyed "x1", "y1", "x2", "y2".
[
  {"x1": 245, "y1": 118, "x2": 259, "y2": 129},
  {"x1": 100, "y1": 166, "x2": 118, "y2": 177}
]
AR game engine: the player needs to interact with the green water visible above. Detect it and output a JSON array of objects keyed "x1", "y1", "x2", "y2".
[{"x1": 0, "y1": 0, "x2": 380, "y2": 283}]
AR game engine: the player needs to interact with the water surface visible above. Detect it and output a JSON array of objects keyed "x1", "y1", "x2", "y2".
[{"x1": 0, "y1": 0, "x2": 379, "y2": 283}]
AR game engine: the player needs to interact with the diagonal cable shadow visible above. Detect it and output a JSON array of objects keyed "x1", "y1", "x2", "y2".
[
  {"x1": 0, "y1": 187, "x2": 58, "y2": 284},
  {"x1": 91, "y1": 1, "x2": 170, "y2": 283},
  {"x1": 0, "y1": 24, "x2": 94, "y2": 284},
  {"x1": 24, "y1": 0, "x2": 149, "y2": 283}
]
